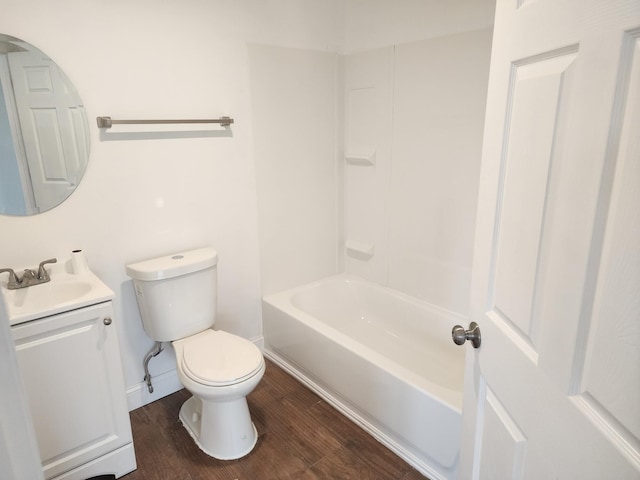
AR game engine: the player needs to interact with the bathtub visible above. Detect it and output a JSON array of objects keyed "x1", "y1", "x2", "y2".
[{"x1": 262, "y1": 274, "x2": 466, "y2": 480}]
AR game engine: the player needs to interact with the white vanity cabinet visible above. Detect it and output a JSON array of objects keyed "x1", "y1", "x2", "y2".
[{"x1": 11, "y1": 301, "x2": 136, "y2": 480}]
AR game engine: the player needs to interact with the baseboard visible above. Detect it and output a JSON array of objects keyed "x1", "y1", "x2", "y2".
[
  {"x1": 126, "y1": 369, "x2": 183, "y2": 411},
  {"x1": 251, "y1": 334, "x2": 264, "y2": 350}
]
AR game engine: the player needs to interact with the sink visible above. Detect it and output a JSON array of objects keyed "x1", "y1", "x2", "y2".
[{"x1": 2, "y1": 270, "x2": 114, "y2": 325}]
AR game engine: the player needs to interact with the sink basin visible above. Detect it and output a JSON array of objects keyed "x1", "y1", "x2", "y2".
[{"x1": 2, "y1": 270, "x2": 114, "y2": 325}]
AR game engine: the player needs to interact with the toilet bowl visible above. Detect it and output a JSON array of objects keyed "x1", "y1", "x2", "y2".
[
  {"x1": 125, "y1": 248, "x2": 264, "y2": 460},
  {"x1": 173, "y1": 330, "x2": 265, "y2": 459}
]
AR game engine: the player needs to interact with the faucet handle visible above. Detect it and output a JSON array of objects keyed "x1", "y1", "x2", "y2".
[
  {"x1": 0, "y1": 268, "x2": 20, "y2": 288},
  {"x1": 37, "y1": 258, "x2": 57, "y2": 280}
]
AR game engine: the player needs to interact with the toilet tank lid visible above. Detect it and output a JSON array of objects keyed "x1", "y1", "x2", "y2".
[{"x1": 125, "y1": 248, "x2": 218, "y2": 281}]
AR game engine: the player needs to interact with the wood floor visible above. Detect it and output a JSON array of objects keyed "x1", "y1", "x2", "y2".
[{"x1": 123, "y1": 359, "x2": 428, "y2": 480}]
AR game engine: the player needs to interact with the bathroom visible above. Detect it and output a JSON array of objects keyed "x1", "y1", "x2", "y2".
[{"x1": 1, "y1": 0, "x2": 638, "y2": 479}]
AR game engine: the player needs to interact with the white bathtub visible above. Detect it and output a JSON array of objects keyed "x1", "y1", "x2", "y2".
[{"x1": 262, "y1": 274, "x2": 466, "y2": 480}]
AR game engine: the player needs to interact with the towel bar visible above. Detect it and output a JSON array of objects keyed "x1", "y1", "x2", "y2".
[{"x1": 96, "y1": 116, "x2": 234, "y2": 128}]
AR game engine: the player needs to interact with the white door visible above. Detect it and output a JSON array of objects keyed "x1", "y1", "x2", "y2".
[
  {"x1": 7, "y1": 51, "x2": 89, "y2": 213},
  {"x1": 0, "y1": 54, "x2": 35, "y2": 213},
  {"x1": 459, "y1": 0, "x2": 640, "y2": 479},
  {"x1": 0, "y1": 297, "x2": 43, "y2": 480}
]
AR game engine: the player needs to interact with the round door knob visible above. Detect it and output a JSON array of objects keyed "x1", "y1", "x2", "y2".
[
  {"x1": 103, "y1": 317, "x2": 112, "y2": 326},
  {"x1": 452, "y1": 322, "x2": 481, "y2": 348}
]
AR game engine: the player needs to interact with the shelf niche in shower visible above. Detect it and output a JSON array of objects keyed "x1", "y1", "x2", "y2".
[
  {"x1": 345, "y1": 240, "x2": 375, "y2": 259},
  {"x1": 345, "y1": 150, "x2": 376, "y2": 166}
]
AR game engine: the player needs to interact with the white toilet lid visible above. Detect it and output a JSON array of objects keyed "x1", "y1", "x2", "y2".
[{"x1": 181, "y1": 330, "x2": 263, "y2": 386}]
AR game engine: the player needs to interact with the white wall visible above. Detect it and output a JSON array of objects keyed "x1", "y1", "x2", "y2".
[
  {"x1": 344, "y1": 0, "x2": 495, "y2": 53},
  {"x1": 343, "y1": 11, "x2": 494, "y2": 316},
  {"x1": 249, "y1": 44, "x2": 340, "y2": 295},
  {"x1": 0, "y1": 0, "x2": 344, "y2": 406},
  {"x1": 388, "y1": 29, "x2": 493, "y2": 315},
  {"x1": 343, "y1": 46, "x2": 394, "y2": 281}
]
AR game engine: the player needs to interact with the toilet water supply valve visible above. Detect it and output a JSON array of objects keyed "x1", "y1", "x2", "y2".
[{"x1": 143, "y1": 341, "x2": 164, "y2": 393}]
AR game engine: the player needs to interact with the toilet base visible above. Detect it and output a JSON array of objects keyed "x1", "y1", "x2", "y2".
[{"x1": 178, "y1": 395, "x2": 258, "y2": 460}]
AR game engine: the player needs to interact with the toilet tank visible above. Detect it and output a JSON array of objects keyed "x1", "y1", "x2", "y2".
[{"x1": 125, "y1": 248, "x2": 218, "y2": 342}]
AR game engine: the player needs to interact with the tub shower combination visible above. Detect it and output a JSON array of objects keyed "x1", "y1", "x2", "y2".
[{"x1": 263, "y1": 274, "x2": 466, "y2": 480}]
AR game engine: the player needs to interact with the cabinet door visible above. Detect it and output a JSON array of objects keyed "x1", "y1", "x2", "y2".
[{"x1": 12, "y1": 302, "x2": 133, "y2": 479}]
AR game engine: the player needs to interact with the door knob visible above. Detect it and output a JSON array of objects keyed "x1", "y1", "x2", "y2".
[
  {"x1": 103, "y1": 317, "x2": 112, "y2": 326},
  {"x1": 452, "y1": 322, "x2": 481, "y2": 348}
]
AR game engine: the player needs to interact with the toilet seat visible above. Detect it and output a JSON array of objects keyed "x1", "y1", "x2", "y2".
[{"x1": 179, "y1": 330, "x2": 263, "y2": 387}]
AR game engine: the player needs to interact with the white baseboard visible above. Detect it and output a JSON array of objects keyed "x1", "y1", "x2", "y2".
[
  {"x1": 126, "y1": 369, "x2": 183, "y2": 411},
  {"x1": 252, "y1": 334, "x2": 264, "y2": 350}
]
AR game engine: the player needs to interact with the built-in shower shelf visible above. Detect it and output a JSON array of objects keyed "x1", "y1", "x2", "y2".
[
  {"x1": 345, "y1": 240, "x2": 375, "y2": 258},
  {"x1": 345, "y1": 150, "x2": 376, "y2": 166}
]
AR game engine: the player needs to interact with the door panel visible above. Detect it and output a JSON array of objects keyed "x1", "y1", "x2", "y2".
[
  {"x1": 8, "y1": 51, "x2": 88, "y2": 213},
  {"x1": 461, "y1": 1, "x2": 640, "y2": 478},
  {"x1": 478, "y1": 385, "x2": 527, "y2": 480},
  {"x1": 578, "y1": 27, "x2": 640, "y2": 457},
  {"x1": 492, "y1": 48, "x2": 578, "y2": 358}
]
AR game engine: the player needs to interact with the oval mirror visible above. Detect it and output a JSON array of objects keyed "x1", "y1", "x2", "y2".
[{"x1": 0, "y1": 34, "x2": 89, "y2": 216}]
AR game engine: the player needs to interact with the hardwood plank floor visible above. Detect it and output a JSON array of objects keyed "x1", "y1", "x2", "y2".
[{"x1": 123, "y1": 359, "x2": 428, "y2": 480}]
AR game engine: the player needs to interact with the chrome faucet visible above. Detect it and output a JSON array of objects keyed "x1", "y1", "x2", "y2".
[{"x1": 0, "y1": 258, "x2": 57, "y2": 289}]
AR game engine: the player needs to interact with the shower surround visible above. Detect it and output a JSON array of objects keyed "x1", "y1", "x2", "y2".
[{"x1": 251, "y1": 21, "x2": 492, "y2": 479}]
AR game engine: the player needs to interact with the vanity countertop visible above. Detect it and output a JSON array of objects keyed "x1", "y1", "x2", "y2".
[{"x1": 1, "y1": 267, "x2": 114, "y2": 325}]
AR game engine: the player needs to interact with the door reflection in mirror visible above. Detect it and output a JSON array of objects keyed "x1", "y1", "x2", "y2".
[{"x1": 0, "y1": 34, "x2": 89, "y2": 216}]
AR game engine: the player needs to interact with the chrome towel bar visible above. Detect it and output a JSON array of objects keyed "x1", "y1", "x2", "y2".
[{"x1": 96, "y1": 116, "x2": 234, "y2": 128}]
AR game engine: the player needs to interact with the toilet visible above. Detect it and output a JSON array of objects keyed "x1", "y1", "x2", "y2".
[{"x1": 125, "y1": 247, "x2": 265, "y2": 460}]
